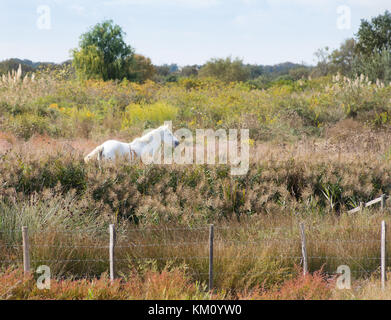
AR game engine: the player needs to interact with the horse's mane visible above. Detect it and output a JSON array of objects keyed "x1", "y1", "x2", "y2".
[{"x1": 131, "y1": 125, "x2": 168, "y2": 144}]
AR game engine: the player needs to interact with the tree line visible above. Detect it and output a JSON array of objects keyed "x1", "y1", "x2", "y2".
[
  {"x1": 313, "y1": 10, "x2": 391, "y2": 82},
  {"x1": 2, "y1": 11, "x2": 391, "y2": 86}
]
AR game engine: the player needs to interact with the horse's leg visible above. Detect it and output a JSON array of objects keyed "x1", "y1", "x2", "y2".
[{"x1": 98, "y1": 147, "x2": 104, "y2": 170}]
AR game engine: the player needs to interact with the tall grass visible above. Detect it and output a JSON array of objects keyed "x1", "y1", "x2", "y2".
[
  {"x1": 2, "y1": 69, "x2": 391, "y2": 140},
  {"x1": 1, "y1": 206, "x2": 390, "y2": 292},
  {"x1": 2, "y1": 68, "x2": 391, "y2": 299},
  {"x1": 0, "y1": 139, "x2": 390, "y2": 293}
]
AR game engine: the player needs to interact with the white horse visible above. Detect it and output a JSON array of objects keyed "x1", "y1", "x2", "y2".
[{"x1": 84, "y1": 125, "x2": 179, "y2": 164}]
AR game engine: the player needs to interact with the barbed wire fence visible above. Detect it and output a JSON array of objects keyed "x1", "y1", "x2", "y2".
[
  {"x1": 0, "y1": 220, "x2": 389, "y2": 291},
  {"x1": 0, "y1": 194, "x2": 388, "y2": 290}
]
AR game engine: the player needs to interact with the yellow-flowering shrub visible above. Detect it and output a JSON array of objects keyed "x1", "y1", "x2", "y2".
[
  {"x1": 6, "y1": 113, "x2": 57, "y2": 140},
  {"x1": 121, "y1": 101, "x2": 178, "y2": 128}
]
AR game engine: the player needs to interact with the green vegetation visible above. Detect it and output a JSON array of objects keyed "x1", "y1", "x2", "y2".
[
  {"x1": 2, "y1": 11, "x2": 391, "y2": 300},
  {"x1": 72, "y1": 20, "x2": 134, "y2": 81},
  {"x1": 198, "y1": 57, "x2": 251, "y2": 82},
  {"x1": 1, "y1": 69, "x2": 391, "y2": 297},
  {"x1": 356, "y1": 10, "x2": 391, "y2": 56}
]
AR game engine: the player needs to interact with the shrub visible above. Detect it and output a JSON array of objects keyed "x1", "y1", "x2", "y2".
[
  {"x1": 238, "y1": 271, "x2": 334, "y2": 300},
  {"x1": 6, "y1": 114, "x2": 57, "y2": 140},
  {"x1": 121, "y1": 102, "x2": 177, "y2": 128}
]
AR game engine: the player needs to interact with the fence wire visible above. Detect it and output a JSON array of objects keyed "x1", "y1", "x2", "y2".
[{"x1": 0, "y1": 223, "x2": 389, "y2": 285}]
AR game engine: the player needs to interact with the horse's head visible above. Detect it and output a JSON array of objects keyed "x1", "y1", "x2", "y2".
[{"x1": 160, "y1": 125, "x2": 180, "y2": 148}]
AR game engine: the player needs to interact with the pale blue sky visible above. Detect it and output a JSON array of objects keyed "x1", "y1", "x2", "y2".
[{"x1": 0, "y1": 0, "x2": 390, "y2": 66}]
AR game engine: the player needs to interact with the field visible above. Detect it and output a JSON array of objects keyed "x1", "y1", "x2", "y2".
[{"x1": 1, "y1": 70, "x2": 391, "y2": 299}]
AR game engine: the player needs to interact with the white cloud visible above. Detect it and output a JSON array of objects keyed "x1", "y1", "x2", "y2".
[
  {"x1": 266, "y1": 0, "x2": 390, "y2": 9},
  {"x1": 103, "y1": 0, "x2": 221, "y2": 8},
  {"x1": 70, "y1": 4, "x2": 86, "y2": 15},
  {"x1": 346, "y1": 0, "x2": 390, "y2": 7},
  {"x1": 240, "y1": 0, "x2": 256, "y2": 5},
  {"x1": 233, "y1": 15, "x2": 247, "y2": 25},
  {"x1": 261, "y1": 0, "x2": 391, "y2": 18}
]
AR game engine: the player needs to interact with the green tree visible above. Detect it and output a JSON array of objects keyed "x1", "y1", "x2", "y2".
[
  {"x1": 312, "y1": 47, "x2": 333, "y2": 77},
  {"x1": 199, "y1": 57, "x2": 250, "y2": 82},
  {"x1": 245, "y1": 64, "x2": 264, "y2": 79},
  {"x1": 155, "y1": 64, "x2": 171, "y2": 77},
  {"x1": 330, "y1": 38, "x2": 356, "y2": 76},
  {"x1": 356, "y1": 11, "x2": 391, "y2": 56},
  {"x1": 0, "y1": 59, "x2": 35, "y2": 76},
  {"x1": 180, "y1": 65, "x2": 199, "y2": 77},
  {"x1": 289, "y1": 67, "x2": 310, "y2": 80},
  {"x1": 351, "y1": 11, "x2": 391, "y2": 82},
  {"x1": 126, "y1": 54, "x2": 156, "y2": 83},
  {"x1": 352, "y1": 49, "x2": 391, "y2": 82},
  {"x1": 72, "y1": 20, "x2": 134, "y2": 80}
]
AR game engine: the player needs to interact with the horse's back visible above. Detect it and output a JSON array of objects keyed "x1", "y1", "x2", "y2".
[{"x1": 101, "y1": 140, "x2": 130, "y2": 160}]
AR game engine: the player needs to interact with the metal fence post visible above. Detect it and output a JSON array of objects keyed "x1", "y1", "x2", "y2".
[
  {"x1": 22, "y1": 226, "x2": 30, "y2": 274},
  {"x1": 209, "y1": 224, "x2": 214, "y2": 291},
  {"x1": 299, "y1": 222, "x2": 308, "y2": 276},
  {"x1": 381, "y1": 220, "x2": 387, "y2": 290},
  {"x1": 109, "y1": 224, "x2": 116, "y2": 282}
]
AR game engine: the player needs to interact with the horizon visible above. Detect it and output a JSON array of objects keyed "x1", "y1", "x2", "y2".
[
  {"x1": 0, "y1": 1, "x2": 390, "y2": 66},
  {"x1": 1, "y1": 57, "x2": 314, "y2": 68}
]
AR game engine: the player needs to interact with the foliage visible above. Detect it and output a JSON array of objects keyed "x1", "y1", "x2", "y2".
[
  {"x1": 2, "y1": 65, "x2": 391, "y2": 139},
  {"x1": 199, "y1": 57, "x2": 250, "y2": 82},
  {"x1": 122, "y1": 101, "x2": 177, "y2": 128},
  {"x1": 0, "y1": 267, "x2": 211, "y2": 300},
  {"x1": 356, "y1": 11, "x2": 391, "y2": 56},
  {"x1": 239, "y1": 270, "x2": 333, "y2": 300},
  {"x1": 289, "y1": 67, "x2": 310, "y2": 80},
  {"x1": 312, "y1": 47, "x2": 333, "y2": 77},
  {"x1": 180, "y1": 65, "x2": 199, "y2": 78},
  {"x1": 329, "y1": 38, "x2": 357, "y2": 76},
  {"x1": 126, "y1": 54, "x2": 156, "y2": 83},
  {"x1": 0, "y1": 59, "x2": 35, "y2": 76},
  {"x1": 72, "y1": 20, "x2": 134, "y2": 81},
  {"x1": 1, "y1": 63, "x2": 391, "y2": 296},
  {"x1": 352, "y1": 49, "x2": 391, "y2": 83},
  {"x1": 315, "y1": 11, "x2": 391, "y2": 81}
]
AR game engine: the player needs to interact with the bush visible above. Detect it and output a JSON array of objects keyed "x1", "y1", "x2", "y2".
[
  {"x1": 238, "y1": 271, "x2": 333, "y2": 300},
  {"x1": 352, "y1": 49, "x2": 391, "y2": 83},
  {"x1": 121, "y1": 102, "x2": 178, "y2": 128},
  {"x1": 199, "y1": 57, "x2": 250, "y2": 82},
  {"x1": 0, "y1": 266, "x2": 211, "y2": 300},
  {"x1": 6, "y1": 114, "x2": 58, "y2": 140}
]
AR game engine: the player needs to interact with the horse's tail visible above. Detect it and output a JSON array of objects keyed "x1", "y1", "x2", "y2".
[{"x1": 84, "y1": 145, "x2": 104, "y2": 163}]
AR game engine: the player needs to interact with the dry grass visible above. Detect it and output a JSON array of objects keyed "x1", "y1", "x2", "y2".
[
  {"x1": 2, "y1": 72, "x2": 391, "y2": 299},
  {"x1": 238, "y1": 270, "x2": 334, "y2": 300},
  {"x1": 0, "y1": 266, "x2": 212, "y2": 300},
  {"x1": 3, "y1": 265, "x2": 390, "y2": 300},
  {"x1": 1, "y1": 210, "x2": 390, "y2": 294}
]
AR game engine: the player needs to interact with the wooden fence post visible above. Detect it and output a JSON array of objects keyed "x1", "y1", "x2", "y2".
[
  {"x1": 109, "y1": 224, "x2": 116, "y2": 282},
  {"x1": 360, "y1": 202, "x2": 364, "y2": 211},
  {"x1": 299, "y1": 222, "x2": 308, "y2": 276},
  {"x1": 22, "y1": 226, "x2": 30, "y2": 274},
  {"x1": 381, "y1": 220, "x2": 387, "y2": 290},
  {"x1": 381, "y1": 194, "x2": 386, "y2": 211},
  {"x1": 209, "y1": 224, "x2": 214, "y2": 291}
]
